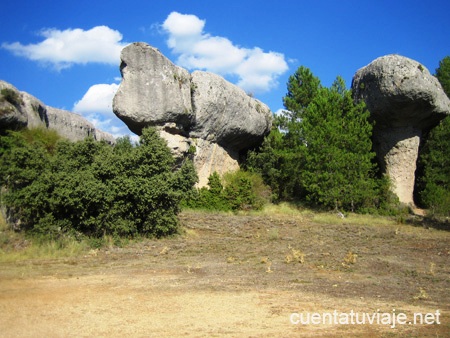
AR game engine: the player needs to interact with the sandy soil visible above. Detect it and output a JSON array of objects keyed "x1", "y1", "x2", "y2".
[{"x1": 0, "y1": 211, "x2": 449, "y2": 337}]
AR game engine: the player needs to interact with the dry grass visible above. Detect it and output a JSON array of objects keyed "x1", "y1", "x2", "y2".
[
  {"x1": 0, "y1": 212, "x2": 88, "y2": 262},
  {"x1": 312, "y1": 211, "x2": 396, "y2": 227},
  {"x1": 0, "y1": 208, "x2": 449, "y2": 337}
]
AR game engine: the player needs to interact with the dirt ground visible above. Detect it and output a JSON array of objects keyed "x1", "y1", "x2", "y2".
[{"x1": 0, "y1": 210, "x2": 449, "y2": 337}]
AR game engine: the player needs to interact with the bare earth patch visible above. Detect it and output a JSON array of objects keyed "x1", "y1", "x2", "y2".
[{"x1": 0, "y1": 211, "x2": 449, "y2": 337}]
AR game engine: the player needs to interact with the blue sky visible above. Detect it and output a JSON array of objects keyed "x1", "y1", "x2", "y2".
[{"x1": 1, "y1": 0, "x2": 449, "y2": 138}]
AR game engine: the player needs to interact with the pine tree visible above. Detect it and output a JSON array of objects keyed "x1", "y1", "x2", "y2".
[
  {"x1": 418, "y1": 56, "x2": 450, "y2": 215},
  {"x1": 280, "y1": 66, "x2": 322, "y2": 147},
  {"x1": 300, "y1": 77, "x2": 379, "y2": 211},
  {"x1": 435, "y1": 56, "x2": 450, "y2": 97},
  {"x1": 419, "y1": 117, "x2": 450, "y2": 216}
]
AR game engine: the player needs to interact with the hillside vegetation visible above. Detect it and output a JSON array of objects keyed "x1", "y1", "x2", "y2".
[
  {"x1": 0, "y1": 127, "x2": 197, "y2": 240},
  {"x1": 0, "y1": 58, "x2": 449, "y2": 245}
]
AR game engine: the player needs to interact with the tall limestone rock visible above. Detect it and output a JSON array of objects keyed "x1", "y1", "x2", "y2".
[
  {"x1": 113, "y1": 43, "x2": 193, "y2": 135},
  {"x1": 113, "y1": 42, "x2": 272, "y2": 186},
  {"x1": 0, "y1": 80, "x2": 115, "y2": 143},
  {"x1": 352, "y1": 54, "x2": 450, "y2": 205}
]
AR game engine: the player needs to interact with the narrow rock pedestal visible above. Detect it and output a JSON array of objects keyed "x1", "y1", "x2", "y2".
[{"x1": 352, "y1": 54, "x2": 450, "y2": 205}]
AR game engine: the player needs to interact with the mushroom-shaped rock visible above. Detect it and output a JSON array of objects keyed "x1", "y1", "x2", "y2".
[
  {"x1": 113, "y1": 42, "x2": 194, "y2": 135},
  {"x1": 112, "y1": 42, "x2": 273, "y2": 186},
  {"x1": 352, "y1": 54, "x2": 450, "y2": 205}
]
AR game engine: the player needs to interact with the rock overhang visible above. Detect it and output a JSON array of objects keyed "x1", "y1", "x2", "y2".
[
  {"x1": 352, "y1": 54, "x2": 450, "y2": 130},
  {"x1": 113, "y1": 42, "x2": 273, "y2": 153},
  {"x1": 351, "y1": 54, "x2": 450, "y2": 205}
]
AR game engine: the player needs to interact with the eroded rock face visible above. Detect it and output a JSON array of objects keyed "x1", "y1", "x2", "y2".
[
  {"x1": 190, "y1": 71, "x2": 272, "y2": 151},
  {"x1": 113, "y1": 43, "x2": 193, "y2": 135},
  {"x1": 0, "y1": 81, "x2": 36, "y2": 131},
  {"x1": 113, "y1": 42, "x2": 272, "y2": 186},
  {"x1": 46, "y1": 106, "x2": 114, "y2": 142},
  {"x1": 0, "y1": 80, "x2": 115, "y2": 144},
  {"x1": 352, "y1": 54, "x2": 450, "y2": 205},
  {"x1": 191, "y1": 138, "x2": 240, "y2": 188}
]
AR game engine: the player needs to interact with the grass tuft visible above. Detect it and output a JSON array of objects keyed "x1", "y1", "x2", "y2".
[
  {"x1": 0, "y1": 212, "x2": 89, "y2": 262},
  {"x1": 312, "y1": 212, "x2": 395, "y2": 227},
  {"x1": 260, "y1": 202, "x2": 303, "y2": 216}
]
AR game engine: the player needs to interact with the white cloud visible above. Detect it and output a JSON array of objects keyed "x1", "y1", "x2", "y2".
[
  {"x1": 83, "y1": 111, "x2": 136, "y2": 140},
  {"x1": 236, "y1": 48, "x2": 288, "y2": 92},
  {"x1": 163, "y1": 12, "x2": 205, "y2": 39},
  {"x1": 2, "y1": 26, "x2": 126, "y2": 70},
  {"x1": 73, "y1": 83, "x2": 119, "y2": 116},
  {"x1": 161, "y1": 12, "x2": 288, "y2": 93},
  {"x1": 273, "y1": 108, "x2": 287, "y2": 117},
  {"x1": 73, "y1": 83, "x2": 136, "y2": 139}
]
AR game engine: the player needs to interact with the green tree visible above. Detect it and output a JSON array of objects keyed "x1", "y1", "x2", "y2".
[
  {"x1": 247, "y1": 68, "x2": 388, "y2": 212},
  {"x1": 282, "y1": 66, "x2": 322, "y2": 120},
  {"x1": 280, "y1": 66, "x2": 322, "y2": 146},
  {"x1": 417, "y1": 57, "x2": 450, "y2": 216},
  {"x1": 300, "y1": 77, "x2": 379, "y2": 211},
  {"x1": 245, "y1": 66, "x2": 321, "y2": 201},
  {"x1": 0, "y1": 129, "x2": 54, "y2": 231},
  {"x1": 0, "y1": 127, "x2": 197, "y2": 239},
  {"x1": 246, "y1": 127, "x2": 303, "y2": 200},
  {"x1": 419, "y1": 117, "x2": 450, "y2": 216},
  {"x1": 435, "y1": 56, "x2": 450, "y2": 97}
]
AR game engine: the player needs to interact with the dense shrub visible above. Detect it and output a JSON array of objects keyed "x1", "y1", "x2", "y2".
[
  {"x1": 222, "y1": 170, "x2": 271, "y2": 210},
  {"x1": 0, "y1": 127, "x2": 197, "y2": 239},
  {"x1": 183, "y1": 170, "x2": 270, "y2": 211}
]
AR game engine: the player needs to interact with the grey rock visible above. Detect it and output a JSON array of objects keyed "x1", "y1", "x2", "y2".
[
  {"x1": 158, "y1": 127, "x2": 192, "y2": 159},
  {"x1": 113, "y1": 42, "x2": 193, "y2": 135},
  {"x1": 157, "y1": 129, "x2": 240, "y2": 187},
  {"x1": 190, "y1": 71, "x2": 272, "y2": 151},
  {"x1": 20, "y1": 91, "x2": 47, "y2": 129},
  {"x1": 352, "y1": 54, "x2": 450, "y2": 205},
  {"x1": 0, "y1": 81, "x2": 31, "y2": 131},
  {"x1": 112, "y1": 42, "x2": 273, "y2": 185},
  {"x1": 0, "y1": 80, "x2": 115, "y2": 144},
  {"x1": 94, "y1": 129, "x2": 116, "y2": 144},
  {"x1": 46, "y1": 106, "x2": 115, "y2": 143}
]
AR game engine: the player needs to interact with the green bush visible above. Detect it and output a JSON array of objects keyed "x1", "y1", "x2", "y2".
[
  {"x1": 222, "y1": 170, "x2": 270, "y2": 210},
  {"x1": 183, "y1": 170, "x2": 270, "y2": 211},
  {"x1": 183, "y1": 172, "x2": 230, "y2": 211},
  {"x1": 0, "y1": 127, "x2": 198, "y2": 239}
]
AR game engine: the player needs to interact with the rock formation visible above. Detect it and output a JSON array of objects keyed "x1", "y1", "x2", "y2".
[
  {"x1": 0, "y1": 80, "x2": 115, "y2": 143},
  {"x1": 352, "y1": 54, "x2": 450, "y2": 205},
  {"x1": 113, "y1": 42, "x2": 272, "y2": 186}
]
